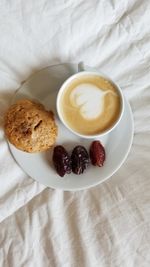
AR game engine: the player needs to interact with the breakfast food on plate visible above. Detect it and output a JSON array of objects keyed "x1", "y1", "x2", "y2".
[
  {"x1": 71, "y1": 146, "x2": 89, "y2": 175},
  {"x1": 90, "y1": 141, "x2": 105, "y2": 167},
  {"x1": 52, "y1": 141, "x2": 106, "y2": 177},
  {"x1": 53, "y1": 145, "x2": 72, "y2": 177},
  {"x1": 4, "y1": 99, "x2": 57, "y2": 152}
]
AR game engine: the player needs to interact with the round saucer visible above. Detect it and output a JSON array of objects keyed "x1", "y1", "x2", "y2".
[{"x1": 9, "y1": 63, "x2": 134, "y2": 191}]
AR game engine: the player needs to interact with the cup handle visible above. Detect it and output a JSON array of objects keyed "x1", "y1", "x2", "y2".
[{"x1": 78, "y1": 61, "x2": 85, "y2": 72}]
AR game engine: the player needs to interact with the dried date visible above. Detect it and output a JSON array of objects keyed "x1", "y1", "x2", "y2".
[
  {"x1": 71, "y1": 146, "x2": 89, "y2": 175},
  {"x1": 90, "y1": 141, "x2": 105, "y2": 167},
  {"x1": 53, "y1": 145, "x2": 72, "y2": 177}
]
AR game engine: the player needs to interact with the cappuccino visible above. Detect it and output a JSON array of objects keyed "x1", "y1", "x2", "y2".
[{"x1": 59, "y1": 74, "x2": 121, "y2": 136}]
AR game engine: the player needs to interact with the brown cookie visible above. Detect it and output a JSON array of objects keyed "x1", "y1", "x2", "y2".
[{"x1": 4, "y1": 99, "x2": 58, "y2": 152}]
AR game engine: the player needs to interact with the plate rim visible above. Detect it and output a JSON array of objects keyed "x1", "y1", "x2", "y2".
[{"x1": 8, "y1": 63, "x2": 134, "y2": 191}]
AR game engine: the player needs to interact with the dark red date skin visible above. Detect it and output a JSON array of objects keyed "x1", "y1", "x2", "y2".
[
  {"x1": 71, "y1": 146, "x2": 89, "y2": 175},
  {"x1": 90, "y1": 141, "x2": 105, "y2": 167},
  {"x1": 53, "y1": 145, "x2": 72, "y2": 177}
]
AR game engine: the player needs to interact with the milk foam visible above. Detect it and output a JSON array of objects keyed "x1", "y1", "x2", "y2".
[{"x1": 70, "y1": 83, "x2": 116, "y2": 120}]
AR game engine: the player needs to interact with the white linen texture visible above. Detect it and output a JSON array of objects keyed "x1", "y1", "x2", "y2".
[{"x1": 0, "y1": 1, "x2": 150, "y2": 266}]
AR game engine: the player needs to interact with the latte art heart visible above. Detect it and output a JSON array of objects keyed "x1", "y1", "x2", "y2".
[
  {"x1": 59, "y1": 74, "x2": 121, "y2": 135},
  {"x1": 70, "y1": 84, "x2": 117, "y2": 120}
]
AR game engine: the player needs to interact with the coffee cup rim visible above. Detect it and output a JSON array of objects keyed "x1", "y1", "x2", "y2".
[{"x1": 56, "y1": 71, "x2": 124, "y2": 139}]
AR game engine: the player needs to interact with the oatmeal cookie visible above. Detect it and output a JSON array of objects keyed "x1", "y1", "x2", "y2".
[{"x1": 4, "y1": 99, "x2": 57, "y2": 152}]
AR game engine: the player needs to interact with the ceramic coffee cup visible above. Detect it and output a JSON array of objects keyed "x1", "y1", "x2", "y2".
[{"x1": 57, "y1": 70, "x2": 124, "y2": 139}]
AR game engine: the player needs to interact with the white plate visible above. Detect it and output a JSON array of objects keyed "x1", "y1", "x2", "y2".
[{"x1": 9, "y1": 63, "x2": 134, "y2": 191}]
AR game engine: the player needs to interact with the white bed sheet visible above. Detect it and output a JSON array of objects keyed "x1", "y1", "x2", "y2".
[{"x1": 0, "y1": 1, "x2": 150, "y2": 266}]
